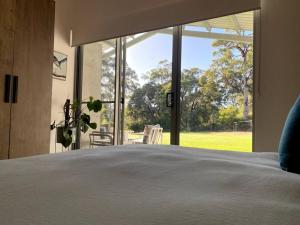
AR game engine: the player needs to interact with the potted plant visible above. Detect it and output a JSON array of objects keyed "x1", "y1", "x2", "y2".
[{"x1": 51, "y1": 97, "x2": 102, "y2": 148}]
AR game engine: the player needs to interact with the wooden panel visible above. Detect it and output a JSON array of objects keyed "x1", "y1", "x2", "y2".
[
  {"x1": 0, "y1": 29, "x2": 14, "y2": 159},
  {"x1": 9, "y1": 0, "x2": 55, "y2": 158},
  {"x1": 0, "y1": 0, "x2": 15, "y2": 31},
  {"x1": 0, "y1": 0, "x2": 15, "y2": 159}
]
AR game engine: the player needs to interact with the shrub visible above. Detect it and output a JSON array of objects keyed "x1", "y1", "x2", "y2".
[{"x1": 217, "y1": 106, "x2": 239, "y2": 130}]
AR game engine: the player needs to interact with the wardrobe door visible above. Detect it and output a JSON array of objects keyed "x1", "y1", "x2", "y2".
[
  {"x1": 0, "y1": 0, "x2": 15, "y2": 159},
  {"x1": 9, "y1": 0, "x2": 55, "y2": 158}
]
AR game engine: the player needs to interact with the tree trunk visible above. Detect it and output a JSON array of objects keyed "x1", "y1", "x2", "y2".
[
  {"x1": 243, "y1": 78, "x2": 249, "y2": 120},
  {"x1": 241, "y1": 47, "x2": 249, "y2": 121}
]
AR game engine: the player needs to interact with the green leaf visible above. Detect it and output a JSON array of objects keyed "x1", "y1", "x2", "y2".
[
  {"x1": 80, "y1": 123, "x2": 89, "y2": 133},
  {"x1": 87, "y1": 97, "x2": 94, "y2": 111},
  {"x1": 81, "y1": 113, "x2": 90, "y2": 124},
  {"x1": 86, "y1": 97, "x2": 102, "y2": 112},
  {"x1": 87, "y1": 101, "x2": 94, "y2": 111},
  {"x1": 92, "y1": 100, "x2": 102, "y2": 112},
  {"x1": 89, "y1": 122, "x2": 97, "y2": 129}
]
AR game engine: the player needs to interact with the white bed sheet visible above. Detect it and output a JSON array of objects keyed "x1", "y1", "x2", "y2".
[{"x1": 0, "y1": 145, "x2": 299, "y2": 225}]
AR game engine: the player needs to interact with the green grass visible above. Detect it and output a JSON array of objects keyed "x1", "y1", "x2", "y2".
[{"x1": 130, "y1": 132, "x2": 252, "y2": 152}]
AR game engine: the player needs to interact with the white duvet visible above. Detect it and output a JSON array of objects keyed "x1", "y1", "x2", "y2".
[{"x1": 0, "y1": 145, "x2": 299, "y2": 225}]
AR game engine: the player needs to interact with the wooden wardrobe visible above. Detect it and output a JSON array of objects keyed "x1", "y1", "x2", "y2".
[{"x1": 0, "y1": 0, "x2": 55, "y2": 159}]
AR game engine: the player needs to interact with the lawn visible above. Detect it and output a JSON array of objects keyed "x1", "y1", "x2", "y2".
[{"x1": 130, "y1": 132, "x2": 252, "y2": 152}]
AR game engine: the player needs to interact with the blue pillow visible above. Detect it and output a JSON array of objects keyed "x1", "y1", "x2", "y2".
[{"x1": 279, "y1": 96, "x2": 300, "y2": 174}]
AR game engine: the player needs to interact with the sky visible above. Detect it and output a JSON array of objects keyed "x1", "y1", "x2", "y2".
[{"x1": 126, "y1": 33, "x2": 214, "y2": 82}]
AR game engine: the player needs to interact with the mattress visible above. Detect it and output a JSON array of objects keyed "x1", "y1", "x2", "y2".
[{"x1": 0, "y1": 145, "x2": 299, "y2": 225}]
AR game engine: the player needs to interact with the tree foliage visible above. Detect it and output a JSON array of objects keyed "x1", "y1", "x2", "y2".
[
  {"x1": 100, "y1": 56, "x2": 140, "y2": 125},
  {"x1": 125, "y1": 40, "x2": 253, "y2": 132}
]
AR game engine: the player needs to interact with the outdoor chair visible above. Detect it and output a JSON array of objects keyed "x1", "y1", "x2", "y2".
[
  {"x1": 89, "y1": 124, "x2": 114, "y2": 147},
  {"x1": 132, "y1": 125, "x2": 163, "y2": 144},
  {"x1": 89, "y1": 131, "x2": 113, "y2": 147}
]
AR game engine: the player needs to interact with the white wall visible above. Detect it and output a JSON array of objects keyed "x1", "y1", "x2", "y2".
[
  {"x1": 254, "y1": 0, "x2": 300, "y2": 152},
  {"x1": 50, "y1": 0, "x2": 75, "y2": 153},
  {"x1": 80, "y1": 43, "x2": 102, "y2": 148}
]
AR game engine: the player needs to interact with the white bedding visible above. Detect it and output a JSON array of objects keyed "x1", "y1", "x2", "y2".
[{"x1": 0, "y1": 145, "x2": 299, "y2": 225}]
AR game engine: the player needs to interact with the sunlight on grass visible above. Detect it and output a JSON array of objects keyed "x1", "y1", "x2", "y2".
[
  {"x1": 180, "y1": 132, "x2": 251, "y2": 152},
  {"x1": 130, "y1": 132, "x2": 252, "y2": 152}
]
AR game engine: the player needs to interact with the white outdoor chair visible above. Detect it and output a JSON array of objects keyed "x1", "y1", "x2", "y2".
[{"x1": 132, "y1": 125, "x2": 163, "y2": 145}]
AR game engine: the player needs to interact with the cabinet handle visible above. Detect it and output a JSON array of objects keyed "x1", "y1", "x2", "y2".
[
  {"x1": 4, "y1": 74, "x2": 12, "y2": 103},
  {"x1": 12, "y1": 76, "x2": 18, "y2": 104}
]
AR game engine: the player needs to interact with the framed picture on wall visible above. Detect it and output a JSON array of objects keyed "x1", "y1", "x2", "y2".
[{"x1": 53, "y1": 51, "x2": 67, "y2": 80}]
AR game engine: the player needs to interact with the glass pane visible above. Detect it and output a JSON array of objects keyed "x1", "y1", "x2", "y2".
[
  {"x1": 122, "y1": 28, "x2": 173, "y2": 145},
  {"x1": 180, "y1": 11, "x2": 254, "y2": 152},
  {"x1": 80, "y1": 39, "x2": 116, "y2": 148}
]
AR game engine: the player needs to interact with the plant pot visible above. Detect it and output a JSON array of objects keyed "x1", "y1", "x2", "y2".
[{"x1": 56, "y1": 127, "x2": 76, "y2": 144}]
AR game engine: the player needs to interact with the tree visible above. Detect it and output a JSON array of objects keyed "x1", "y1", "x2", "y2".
[
  {"x1": 180, "y1": 68, "x2": 201, "y2": 131},
  {"x1": 127, "y1": 61, "x2": 223, "y2": 132},
  {"x1": 100, "y1": 56, "x2": 140, "y2": 125},
  {"x1": 127, "y1": 61, "x2": 172, "y2": 131},
  {"x1": 218, "y1": 106, "x2": 239, "y2": 130},
  {"x1": 126, "y1": 40, "x2": 253, "y2": 132},
  {"x1": 197, "y1": 70, "x2": 223, "y2": 130},
  {"x1": 101, "y1": 56, "x2": 140, "y2": 100},
  {"x1": 210, "y1": 40, "x2": 253, "y2": 120}
]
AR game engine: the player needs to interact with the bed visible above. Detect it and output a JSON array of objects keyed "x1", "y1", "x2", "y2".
[{"x1": 0, "y1": 145, "x2": 299, "y2": 225}]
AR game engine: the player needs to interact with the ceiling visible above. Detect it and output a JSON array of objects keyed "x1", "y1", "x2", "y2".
[{"x1": 101, "y1": 11, "x2": 254, "y2": 57}]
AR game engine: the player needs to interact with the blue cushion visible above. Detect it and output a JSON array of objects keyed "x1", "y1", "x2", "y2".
[{"x1": 279, "y1": 96, "x2": 300, "y2": 174}]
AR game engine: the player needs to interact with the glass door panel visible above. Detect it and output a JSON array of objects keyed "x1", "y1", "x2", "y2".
[
  {"x1": 121, "y1": 28, "x2": 174, "y2": 145},
  {"x1": 78, "y1": 11, "x2": 255, "y2": 151},
  {"x1": 180, "y1": 11, "x2": 254, "y2": 152},
  {"x1": 80, "y1": 39, "x2": 116, "y2": 148}
]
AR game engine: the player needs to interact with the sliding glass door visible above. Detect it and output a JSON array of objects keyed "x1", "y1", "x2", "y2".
[
  {"x1": 77, "y1": 10, "x2": 256, "y2": 152},
  {"x1": 120, "y1": 28, "x2": 174, "y2": 145},
  {"x1": 119, "y1": 11, "x2": 254, "y2": 151},
  {"x1": 180, "y1": 12, "x2": 254, "y2": 152}
]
